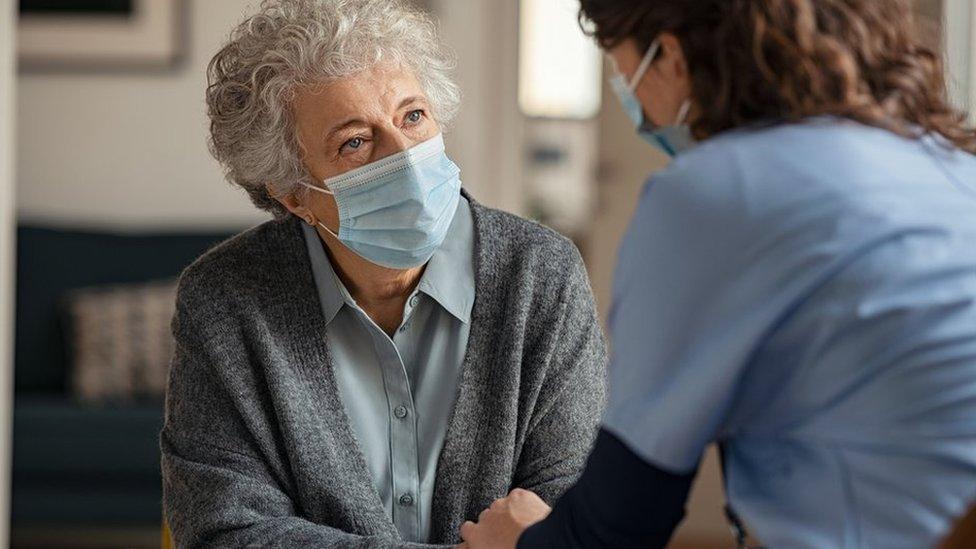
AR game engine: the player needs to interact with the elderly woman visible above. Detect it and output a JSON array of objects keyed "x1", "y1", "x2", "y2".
[{"x1": 159, "y1": 0, "x2": 605, "y2": 547}]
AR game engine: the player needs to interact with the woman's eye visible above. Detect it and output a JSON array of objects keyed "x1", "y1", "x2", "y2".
[
  {"x1": 341, "y1": 137, "x2": 365, "y2": 152},
  {"x1": 406, "y1": 109, "x2": 424, "y2": 124}
]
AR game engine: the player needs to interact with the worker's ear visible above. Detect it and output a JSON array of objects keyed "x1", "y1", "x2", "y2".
[
  {"x1": 655, "y1": 33, "x2": 689, "y2": 84},
  {"x1": 647, "y1": 32, "x2": 694, "y2": 126}
]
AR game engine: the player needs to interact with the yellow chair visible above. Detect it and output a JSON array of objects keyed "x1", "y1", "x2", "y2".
[{"x1": 162, "y1": 519, "x2": 174, "y2": 549}]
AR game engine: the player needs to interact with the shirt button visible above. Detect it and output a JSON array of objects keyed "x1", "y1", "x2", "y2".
[
  {"x1": 394, "y1": 406, "x2": 408, "y2": 419},
  {"x1": 399, "y1": 493, "x2": 414, "y2": 507},
  {"x1": 409, "y1": 294, "x2": 420, "y2": 308}
]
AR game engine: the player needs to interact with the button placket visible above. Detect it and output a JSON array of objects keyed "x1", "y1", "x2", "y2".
[
  {"x1": 374, "y1": 335, "x2": 421, "y2": 541},
  {"x1": 398, "y1": 293, "x2": 422, "y2": 334}
]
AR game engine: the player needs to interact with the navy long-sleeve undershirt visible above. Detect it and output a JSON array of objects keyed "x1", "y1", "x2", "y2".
[{"x1": 517, "y1": 429, "x2": 697, "y2": 549}]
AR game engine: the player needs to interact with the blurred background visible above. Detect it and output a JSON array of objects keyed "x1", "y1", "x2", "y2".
[{"x1": 0, "y1": 0, "x2": 970, "y2": 547}]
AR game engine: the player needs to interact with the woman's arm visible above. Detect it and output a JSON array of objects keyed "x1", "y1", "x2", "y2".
[
  {"x1": 509, "y1": 245, "x2": 608, "y2": 503},
  {"x1": 161, "y1": 293, "x2": 450, "y2": 549}
]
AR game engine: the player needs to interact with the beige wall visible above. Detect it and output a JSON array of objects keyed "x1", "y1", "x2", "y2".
[
  {"x1": 944, "y1": 0, "x2": 976, "y2": 116},
  {"x1": 16, "y1": 0, "x2": 267, "y2": 230},
  {"x1": 0, "y1": 0, "x2": 15, "y2": 545},
  {"x1": 16, "y1": 0, "x2": 523, "y2": 231},
  {"x1": 916, "y1": 0, "x2": 943, "y2": 20},
  {"x1": 429, "y1": 0, "x2": 526, "y2": 216},
  {"x1": 915, "y1": 0, "x2": 943, "y2": 52}
]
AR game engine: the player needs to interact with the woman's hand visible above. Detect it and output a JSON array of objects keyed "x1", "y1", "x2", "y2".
[{"x1": 459, "y1": 488, "x2": 552, "y2": 549}]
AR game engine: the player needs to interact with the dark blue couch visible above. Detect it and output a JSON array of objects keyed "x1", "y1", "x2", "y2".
[{"x1": 13, "y1": 225, "x2": 235, "y2": 525}]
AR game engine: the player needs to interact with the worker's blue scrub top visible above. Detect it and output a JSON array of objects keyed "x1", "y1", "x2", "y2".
[{"x1": 604, "y1": 118, "x2": 976, "y2": 548}]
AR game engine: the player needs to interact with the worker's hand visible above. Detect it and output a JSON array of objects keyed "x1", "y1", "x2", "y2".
[{"x1": 459, "y1": 488, "x2": 551, "y2": 549}]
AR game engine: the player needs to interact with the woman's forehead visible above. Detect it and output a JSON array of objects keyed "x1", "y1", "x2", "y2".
[{"x1": 296, "y1": 65, "x2": 426, "y2": 116}]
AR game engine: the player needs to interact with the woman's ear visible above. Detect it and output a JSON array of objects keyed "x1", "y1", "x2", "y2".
[{"x1": 268, "y1": 184, "x2": 314, "y2": 224}]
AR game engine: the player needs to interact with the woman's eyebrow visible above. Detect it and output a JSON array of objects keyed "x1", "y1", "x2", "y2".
[
  {"x1": 324, "y1": 118, "x2": 369, "y2": 140},
  {"x1": 396, "y1": 96, "x2": 427, "y2": 110},
  {"x1": 323, "y1": 97, "x2": 427, "y2": 140}
]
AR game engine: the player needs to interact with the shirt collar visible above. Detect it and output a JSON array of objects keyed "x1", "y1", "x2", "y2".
[
  {"x1": 302, "y1": 222, "x2": 351, "y2": 325},
  {"x1": 301, "y1": 195, "x2": 475, "y2": 325},
  {"x1": 417, "y1": 196, "x2": 475, "y2": 324}
]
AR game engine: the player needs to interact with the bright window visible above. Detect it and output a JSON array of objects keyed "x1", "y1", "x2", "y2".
[{"x1": 518, "y1": 0, "x2": 603, "y2": 119}]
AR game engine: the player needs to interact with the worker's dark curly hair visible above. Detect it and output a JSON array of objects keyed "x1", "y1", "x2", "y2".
[{"x1": 580, "y1": 0, "x2": 976, "y2": 153}]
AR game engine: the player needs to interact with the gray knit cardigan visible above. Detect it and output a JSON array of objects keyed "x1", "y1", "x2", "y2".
[{"x1": 160, "y1": 194, "x2": 607, "y2": 548}]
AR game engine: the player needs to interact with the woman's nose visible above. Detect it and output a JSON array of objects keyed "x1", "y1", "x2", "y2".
[{"x1": 373, "y1": 126, "x2": 416, "y2": 159}]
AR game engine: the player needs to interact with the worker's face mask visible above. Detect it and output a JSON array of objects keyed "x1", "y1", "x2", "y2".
[
  {"x1": 301, "y1": 133, "x2": 461, "y2": 270},
  {"x1": 609, "y1": 38, "x2": 695, "y2": 157}
]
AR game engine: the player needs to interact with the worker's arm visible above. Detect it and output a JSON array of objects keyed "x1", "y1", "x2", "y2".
[{"x1": 516, "y1": 428, "x2": 697, "y2": 549}]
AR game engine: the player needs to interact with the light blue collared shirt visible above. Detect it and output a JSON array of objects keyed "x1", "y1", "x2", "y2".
[
  {"x1": 604, "y1": 119, "x2": 976, "y2": 547},
  {"x1": 302, "y1": 197, "x2": 475, "y2": 543}
]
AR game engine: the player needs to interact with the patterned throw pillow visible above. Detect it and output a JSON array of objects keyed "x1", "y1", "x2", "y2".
[{"x1": 65, "y1": 279, "x2": 177, "y2": 403}]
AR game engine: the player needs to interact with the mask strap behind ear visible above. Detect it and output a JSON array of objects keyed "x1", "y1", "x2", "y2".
[
  {"x1": 628, "y1": 39, "x2": 661, "y2": 92},
  {"x1": 301, "y1": 181, "x2": 335, "y2": 196},
  {"x1": 675, "y1": 99, "x2": 692, "y2": 126},
  {"x1": 298, "y1": 181, "x2": 339, "y2": 238},
  {"x1": 315, "y1": 220, "x2": 339, "y2": 240}
]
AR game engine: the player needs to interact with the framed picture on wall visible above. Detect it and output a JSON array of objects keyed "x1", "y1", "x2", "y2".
[{"x1": 17, "y1": 0, "x2": 184, "y2": 71}]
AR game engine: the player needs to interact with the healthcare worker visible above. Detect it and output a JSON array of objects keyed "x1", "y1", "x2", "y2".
[{"x1": 459, "y1": 0, "x2": 976, "y2": 547}]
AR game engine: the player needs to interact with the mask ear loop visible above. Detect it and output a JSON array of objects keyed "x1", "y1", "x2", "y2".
[
  {"x1": 675, "y1": 99, "x2": 692, "y2": 126},
  {"x1": 314, "y1": 219, "x2": 340, "y2": 240},
  {"x1": 300, "y1": 182, "x2": 340, "y2": 239},
  {"x1": 628, "y1": 39, "x2": 661, "y2": 92},
  {"x1": 302, "y1": 181, "x2": 335, "y2": 196},
  {"x1": 630, "y1": 39, "x2": 692, "y2": 128}
]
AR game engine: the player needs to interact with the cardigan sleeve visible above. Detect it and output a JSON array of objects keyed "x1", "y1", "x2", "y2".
[
  {"x1": 510, "y1": 243, "x2": 608, "y2": 504},
  {"x1": 160, "y1": 290, "x2": 452, "y2": 549}
]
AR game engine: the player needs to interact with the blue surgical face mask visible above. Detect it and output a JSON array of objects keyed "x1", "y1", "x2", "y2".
[
  {"x1": 301, "y1": 133, "x2": 461, "y2": 270},
  {"x1": 609, "y1": 39, "x2": 695, "y2": 157}
]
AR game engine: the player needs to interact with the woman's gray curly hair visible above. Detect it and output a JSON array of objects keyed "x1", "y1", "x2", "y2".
[{"x1": 206, "y1": 0, "x2": 461, "y2": 217}]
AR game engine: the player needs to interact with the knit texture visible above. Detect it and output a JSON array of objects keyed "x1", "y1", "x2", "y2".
[{"x1": 160, "y1": 195, "x2": 607, "y2": 548}]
